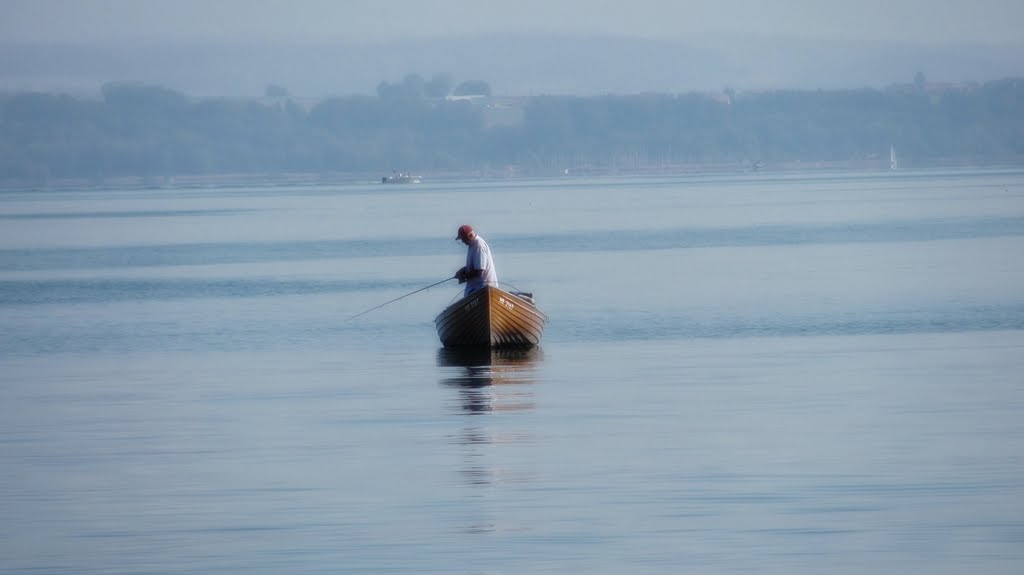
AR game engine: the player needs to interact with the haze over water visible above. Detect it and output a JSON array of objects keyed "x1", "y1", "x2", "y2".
[{"x1": 2, "y1": 169, "x2": 1023, "y2": 573}]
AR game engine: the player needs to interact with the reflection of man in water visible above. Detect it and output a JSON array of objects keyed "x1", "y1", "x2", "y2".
[{"x1": 454, "y1": 224, "x2": 498, "y2": 297}]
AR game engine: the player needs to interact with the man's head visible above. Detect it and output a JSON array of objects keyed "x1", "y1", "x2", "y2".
[{"x1": 456, "y1": 224, "x2": 476, "y2": 244}]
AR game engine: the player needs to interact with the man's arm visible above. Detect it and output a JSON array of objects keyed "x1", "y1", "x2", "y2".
[{"x1": 457, "y1": 267, "x2": 483, "y2": 283}]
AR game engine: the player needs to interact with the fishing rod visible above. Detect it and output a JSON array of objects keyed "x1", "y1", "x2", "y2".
[{"x1": 347, "y1": 276, "x2": 455, "y2": 321}]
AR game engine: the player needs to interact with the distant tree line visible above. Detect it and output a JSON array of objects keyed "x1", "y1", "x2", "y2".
[{"x1": 1, "y1": 76, "x2": 1022, "y2": 185}]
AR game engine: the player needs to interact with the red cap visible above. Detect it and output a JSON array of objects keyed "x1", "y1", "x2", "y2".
[{"x1": 455, "y1": 224, "x2": 474, "y2": 240}]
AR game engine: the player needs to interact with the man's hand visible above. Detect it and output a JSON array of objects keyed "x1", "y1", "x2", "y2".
[{"x1": 455, "y1": 268, "x2": 467, "y2": 283}]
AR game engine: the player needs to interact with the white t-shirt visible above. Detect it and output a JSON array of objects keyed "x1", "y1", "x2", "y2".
[{"x1": 465, "y1": 235, "x2": 498, "y2": 295}]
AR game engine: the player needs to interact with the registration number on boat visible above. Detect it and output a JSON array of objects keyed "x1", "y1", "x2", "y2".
[{"x1": 498, "y1": 297, "x2": 515, "y2": 311}]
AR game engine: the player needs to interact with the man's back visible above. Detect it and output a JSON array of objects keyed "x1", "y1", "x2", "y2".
[{"x1": 465, "y1": 235, "x2": 498, "y2": 295}]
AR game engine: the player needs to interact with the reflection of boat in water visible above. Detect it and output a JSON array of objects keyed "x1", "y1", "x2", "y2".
[
  {"x1": 440, "y1": 347, "x2": 542, "y2": 493},
  {"x1": 381, "y1": 171, "x2": 421, "y2": 184},
  {"x1": 435, "y1": 286, "x2": 548, "y2": 348},
  {"x1": 437, "y1": 347, "x2": 543, "y2": 386},
  {"x1": 438, "y1": 347, "x2": 543, "y2": 371},
  {"x1": 438, "y1": 347, "x2": 543, "y2": 413}
]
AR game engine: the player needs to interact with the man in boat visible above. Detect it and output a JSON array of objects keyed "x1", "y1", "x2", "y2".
[{"x1": 454, "y1": 224, "x2": 498, "y2": 296}]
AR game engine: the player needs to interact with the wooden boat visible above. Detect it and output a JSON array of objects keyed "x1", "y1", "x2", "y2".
[{"x1": 435, "y1": 286, "x2": 547, "y2": 348}]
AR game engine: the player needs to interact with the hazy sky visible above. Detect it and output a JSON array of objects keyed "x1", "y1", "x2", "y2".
[{"x1": 3, "y1": 0, "x2": 1023, "y2": 45}]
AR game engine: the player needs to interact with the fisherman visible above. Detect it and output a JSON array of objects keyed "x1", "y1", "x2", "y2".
[{"x1": 454, "y1": 224, "x2": 498, "y2": 296}]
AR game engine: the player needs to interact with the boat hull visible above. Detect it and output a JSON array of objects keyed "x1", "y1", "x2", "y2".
[{"x1": 434, "y1": 286, "x2": 547, "y2": 348}]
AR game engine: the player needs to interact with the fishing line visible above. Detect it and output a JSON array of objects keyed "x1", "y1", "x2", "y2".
[{"x1": 347, "y1": 277, "x2": 455, "y2": 320}]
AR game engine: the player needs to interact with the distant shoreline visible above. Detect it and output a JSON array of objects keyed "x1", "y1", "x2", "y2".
[{"x1": 3, "y1": 158, "x2": 1022, "y2": 192}]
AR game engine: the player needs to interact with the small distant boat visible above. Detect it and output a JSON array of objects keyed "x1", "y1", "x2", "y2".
[
  {"x1": 382, "y1": 172, "x2": 421, "y2": 184},
  {"x1": 890, "y1": 144, "x2": 898, "y2": 170},
  {"x1": 435, "y1": 285, "x2": 547, "y2": 348}
]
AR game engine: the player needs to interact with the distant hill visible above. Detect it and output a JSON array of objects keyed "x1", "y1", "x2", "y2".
[{"x1": 1, "y1": 35, "x2": 1022, "y2": 98}]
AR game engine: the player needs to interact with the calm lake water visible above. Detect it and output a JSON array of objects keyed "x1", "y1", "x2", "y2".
[{"x1": 2, "y1": 170, "x2": 1023, "y2": 574}]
